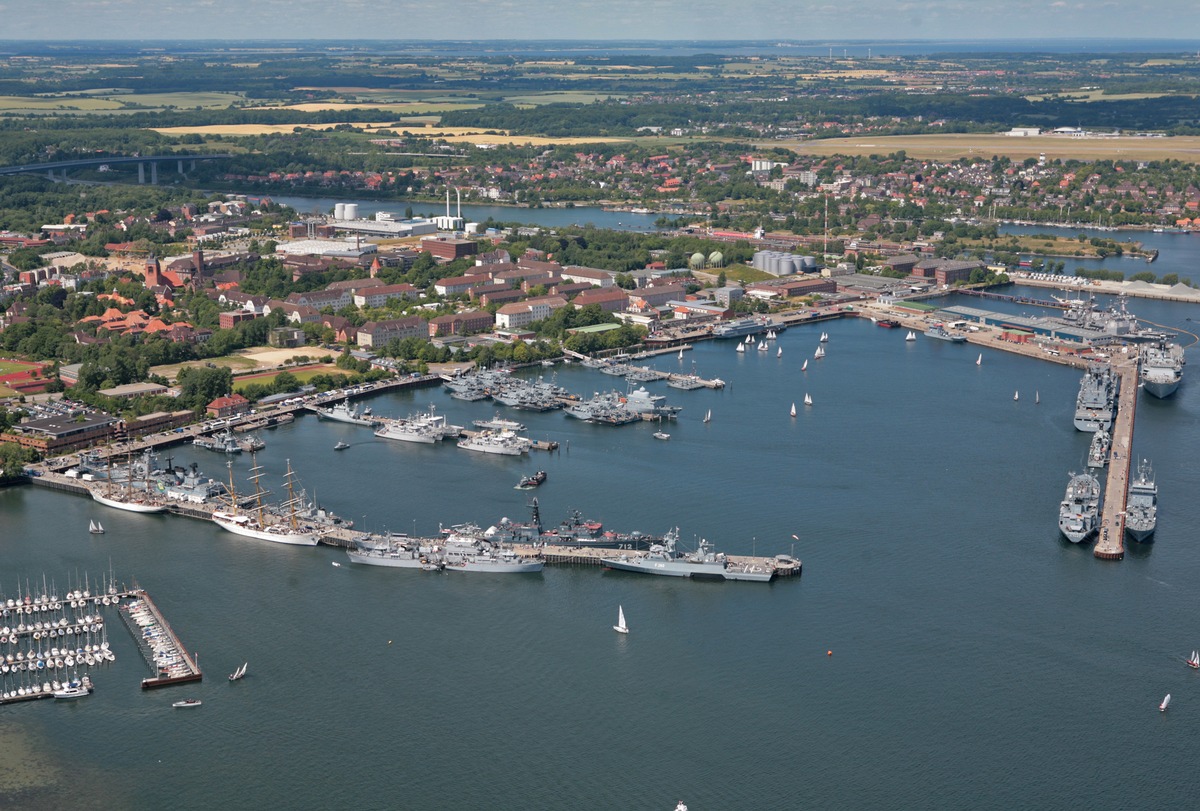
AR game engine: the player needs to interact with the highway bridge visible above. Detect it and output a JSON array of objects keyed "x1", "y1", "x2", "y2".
[{"x1": 0, "y1": 154, "x2": 232, "y2": 183}]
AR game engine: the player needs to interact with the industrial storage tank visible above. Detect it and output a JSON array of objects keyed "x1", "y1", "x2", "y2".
[
  {"x1": 334, "y1": 203, "x2": 346, "y2": 220},
  {"x1": 707, "y1": 251, "x2": 724, "y2": 268},
  {"x1": 689, "y1": 252, "x2": 707, "y2": 270},
  {"x1": 343, "y1": 203, "x2": 359, "y2": 221},
  {"x1": 799, "y1": 256, "x2": 818, "y2": 272}
]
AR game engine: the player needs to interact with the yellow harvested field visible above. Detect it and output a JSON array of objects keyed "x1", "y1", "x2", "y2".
[
  {"x1": 777, "y1": 134, "x2": 1200, "y2": 163},
  {"x1": 248, "y1": 102, "x2": 480, "y2": 113},
  {"x1": 151, "y1": 123, "x2": 630, "y2": 145},
  {"x1": 240, "y1": 347, "x2": 329, "y2": 367},
  {"x1": 150, "y1": 123, "x2": 395, "y2": 136}
]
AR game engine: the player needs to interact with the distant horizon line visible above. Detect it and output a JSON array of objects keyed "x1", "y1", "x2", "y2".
[{"x1": 0, "y1": 37, "x2": 1197, "y2": 43}]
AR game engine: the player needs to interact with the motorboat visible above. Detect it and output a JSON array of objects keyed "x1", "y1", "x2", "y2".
[{"x1": 173, "y1": 699, "x2": 202, "y2": 708}]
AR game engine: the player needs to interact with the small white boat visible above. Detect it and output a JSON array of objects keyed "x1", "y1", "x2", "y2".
[
  {"x1": 757, "y1": 341, "x2": 768, "y2": 351},
  {"x1": 1189, "y1": 651, "x2": 1199, "y2": 669},
  {"x1": 735, "y1": 343, "x2": 745, "y2": 354},
  {"x1": 905, "y1": 331, "x2": 916, "y2": 342},
  {"x1": 678, "y1": 349, "x2": 684, "y2": 360},
  {"x1": 804, "y1": 393, "x2": 813, "y2": 407},
  {"x1": 744, "y1": 335, "x2": 753, "y2": 344},
  {"x1": 53, "y1": 684, "x2": 89, "y2": 699},
  {"x1": 229, "y1": 662, "x2": 247, "y2": 681},
  {"x1": 801, "y1": 359, "x2": 808, "y2": 372},
  {"x1": 653, "y1": 431, "x2": 671, "y2": 441},
  {"x1": 334, "y1": 441, "x2": 349, "y2": 451},
  {"x1": 976, "y1": 353, "x2": 982, "y2": 366},
  {"x1": 331, "y1": 561, "x2": 342, "y2": 568},
  {"x1": 815, "y1": 346, "x2": 825, "y2": 359},
  {"x1": 1013, "y1": 390, "x2": 1019, "y2": 402},
  {"x1": 173, "y1": 699, "x2": 202, "y2": 708},
  {"x1": 1035, "y1": 391, "x2": 1040, "y2": 404},
  {"x1": 613, "y1": 605, "x2": 629, "y2": 634},
  {"x1": 790, "y1": 403, "x2": 797, "y2": 418},
  {"x1": 777, "y1": 347, "x2": 782, "y2": 358},
  {"x1": 703, "y1": 409, "x2": 711, "y2": 424},
  {"x1": 88, "y1": 520, "x2": 105, "y2": 535},
  {"x1": 819, "y1": 332, "x2": 829, "y2": 342},
  {"x1": 1160, "y1": 693, "x2": 1171, "y2": 712}
]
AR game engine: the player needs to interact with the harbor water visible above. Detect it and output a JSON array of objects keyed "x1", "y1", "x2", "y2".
[{"x1": 3, "y1": 302, "x2": 1200, "y2": 808}]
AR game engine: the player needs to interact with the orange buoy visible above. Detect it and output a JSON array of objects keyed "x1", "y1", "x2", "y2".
[{"x1": 827, "y1": 650, "x2": 832, "y2": 656}]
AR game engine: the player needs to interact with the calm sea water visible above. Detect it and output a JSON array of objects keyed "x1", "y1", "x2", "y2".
[{"x1": 3, "y1": 297, "x2": 1200, "y2": 807}]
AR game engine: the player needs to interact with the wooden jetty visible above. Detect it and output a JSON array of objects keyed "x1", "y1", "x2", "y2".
[
  {"x1": 119, "y1": 590, "x2": 203, "y2": 689},
  {"x1": 1094, "y1": 358, "x2": 1139, "y2": 560}
]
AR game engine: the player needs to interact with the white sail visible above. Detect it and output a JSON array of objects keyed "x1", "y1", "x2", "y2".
[
  {"x1": 790, "y1": 403, "x2": 797, "y2": 417},
  {"x1": 906, "y1": 331, "x2": 916, "y2": 341},
  {"x1": 89, "y1": 520, "x2": 96, "y2": 532},
  {"x1": 1035, "y1": 391, "x2": 1040, "y2": 404},
  {"x1": 704, "y1": 409, "x2": 711, "y2": 423},
  {"x1": 804, "y1": 393, "x2": 813, "y2": 406},
  {"x1": 801, "y1": 359, "x2": 808, "y2": 371},
  {"x1": 777, "y1": 347, "x2": 782, "y2": 358},
  {"x1": 613, "y1": 605, "x2": 628, "y2": 634},
  {"x1": 735, "y1": 343, "x2": 745, "y2": 354},
  {"x1": 678, "y1": 349, "x2": 684, "y2": 360},
  {"x1": 1161, "y1": 693, "x2": 1171, "y2": 711},
  {"x1": 1014, "y1": 391, "x2": 1019, "y2": 401},
  {"x1": 976, "y1": 354, "x2": 982, "y2": 366}
]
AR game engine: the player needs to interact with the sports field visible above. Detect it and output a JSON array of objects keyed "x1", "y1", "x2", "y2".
[{"x1": 233, "y1": 365, "x2": 342, "y2": 392}]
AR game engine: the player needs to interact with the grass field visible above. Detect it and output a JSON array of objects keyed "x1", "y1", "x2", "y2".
[
  {"x1": 108, "y1": 91, "x2": 244, "y2": 109},
  {"x1": 0, "y1": 95, "x2": 123, "y2": 112},
  {"x1": 249, "y1": 101, "x2": 482, "y2": 114},
  {"x1": 0, "y1": 91, "x2": 243, "y2": 113},
  {"x1": 775, "y1": 134, "x2": 1200, "y2": 163},
  {"x1": 233, "y1": 365, "x2": 342, "y2": 391},
  {"x1": 0, "y1": 360, "x2": 39, "y2": 375},
  {"x1": 150, "y1": 355, "x2": 258, "y2": 382}
]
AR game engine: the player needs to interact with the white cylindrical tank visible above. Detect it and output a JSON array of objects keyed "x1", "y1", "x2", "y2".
[
  {"x1": 334, "y1": 203, "x2": 346, "y2": 220},
  {"x1": 343, "y1": 203, "x2": 359, "y2": 221},
  {"x1": 464, "y1": 222, "x2": 480, "y2": 235}
]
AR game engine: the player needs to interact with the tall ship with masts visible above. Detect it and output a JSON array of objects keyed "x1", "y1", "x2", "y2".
[
  {"x1": 210, "y1": 455, "x2": 320, "y2": 546},
  {"x1": 89, "y1": 452, "x2": 168, "y2": 514}
]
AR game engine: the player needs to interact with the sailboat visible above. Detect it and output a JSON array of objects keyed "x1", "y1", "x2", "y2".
[
  {"x1": 735, "y1": 342, "x2": 745, "y2": 354},
  {"x1": 744, "y1": 335, "x2": 753, "y2": 344},
  {"x1": 1013, "y1": 391, "x2": 1019, "y2": 402},
  {"x1": 819, "y1": 332, "x2": 829, "y2": 343},
  {"x1": 757, "y1": 341, "x2": 768, "y2": 351},
  {"x1": 976, "y1": 353, "x2": 982, "y2": 366},
  {"x1": 228, "y1": 662, "x2": 247, "y2": 682},
  {"x1": 678, "y1": 348, "x2": 684, "y2": 360},
  {"x1": 777, "y1": 347, "x2": 782, "y2": 358},
  {"x1": 88, "y1": 520, "x2": 105, "y2": 535},
  {"x1": 804, "y1": 393, "x2": 813, "y2": 407},
  {"x1": 814, "y1": 346, "x2": 825, "y2": 359},
  {"x1": 801, "y1": 359, "x2": 808, "y2": 372},
  {"x1": 790, "y1": 403, "x2": 797, "y2": 418},
  {"x1": 1188, "y1": 651, "x2": 1199, "y2": 669},
  {"x1": 1035, "y1": 391, "x2": 1040, "y2": 405},
  {"x1": 703, "y1": 409, "x2": 712, "y2": 424},
  {"x1": 613, "y1": 605, "x2": 629, "y2": 634},
  {"x1": 1160, "y1": 693, "x2": 1171, "y2": 711},
  {"x1": 905, "y1": 331, "x2": 916, "y2": 342}
]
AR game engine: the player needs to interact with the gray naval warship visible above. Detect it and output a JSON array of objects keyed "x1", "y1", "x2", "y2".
[
  {"x1": 1074, "y1": 364, "x2": 1118, "y2": 433},
  {"x1": 1059, "y1": 471, "x2": 1101, "y2": 543},
  {"x1": 1140, "y1": 342, "x2": 1184, "y2": 399},
  {"x1": 601, "y1": 530, "x2": 781, "y2": 582},
  {"x1": 1125, "y1": 459, "x2": 1158, "y2": 543}
]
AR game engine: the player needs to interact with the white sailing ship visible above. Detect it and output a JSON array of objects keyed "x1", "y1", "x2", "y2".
[
  {"x1": 211, "y1": 457, "x2": 320, "y2": 546},
  {"x1": 613, "y1": 605, "x2": 629, "y2": 634}
]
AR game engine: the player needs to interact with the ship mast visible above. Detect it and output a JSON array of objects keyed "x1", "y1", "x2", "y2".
[
  {"x1": 225, "y1": 460, "x2": 239, "y2": 513},
  {"x1": 285, "y1": 459, "x2": 298, "y2": 530},
  {"x1": 248, "y1": 451, "x2": 266, "y2": 525}
]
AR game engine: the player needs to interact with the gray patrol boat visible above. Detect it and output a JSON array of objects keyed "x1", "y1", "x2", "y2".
[
  {"x1": 1125, "y1": 459, "x2": 1158, "y2": 542},
  {"x1": 1058, "y1": 471, "x2": 1101, "y2": 543}
]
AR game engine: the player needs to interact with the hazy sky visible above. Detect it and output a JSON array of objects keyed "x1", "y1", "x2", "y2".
[{"x1": 2, "y1": 0, "x2": 1198, "y2": 41}]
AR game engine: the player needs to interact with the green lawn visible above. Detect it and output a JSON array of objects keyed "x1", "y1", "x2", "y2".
[
  {"x1": 150, "y1": 355, "x2": 258, "y2": 382},
  {"x1": 0, "y1": 359, "x2": 39, "y2": 374},
  {"x1": 233, "y1": 366, "x2": 343, "y2": 392}
]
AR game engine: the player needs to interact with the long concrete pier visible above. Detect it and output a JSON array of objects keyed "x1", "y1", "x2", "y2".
[
  {"x1": 1093, "y1": 357, "x2": 1139, "y2": 560},
  {"x1": 120, "y1": 590, "x2": 202, "y2": 689}
]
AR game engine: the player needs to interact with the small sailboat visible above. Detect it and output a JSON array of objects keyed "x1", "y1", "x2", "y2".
[
  {"x1": 88, "y1": 520, "x2": 105, "y2": 535},
  {"x1": 776, "y1": 347, "x2": 782, "y2": 358},
  {"x1": 1188, "y1": 651, "x2": 1199, "y2": 669},
  {"x1": 1013, "y1": 390, "x2": 1019, "y2": 402},
  {"x1": 804, "y1": 393, "x2": 813, "y2": 407},
  {"x1": 976, "y1": 353, "x2": 982, "y2": 366},
  {"x1": 1160, "y1": 693, "x2": 1171, "y2": 712},
  {"x1": 703, "y1": 409, "x2": 711, "y2": 424},
  {"x1": 1035, "y1": 391, "x2": 1040, "y2": 404},
  {"x1": 905, "y1": 331, "x2": 916, "y2": 342},
  {"x1": 790, "y1": 403, "x2": 797, "y2": 418},
  {"x1": 801, "y1": 359, "x2": 808, "y2": 372},
  {"x1": 757, "y1": 341, "x2": 768, "y2": 351},
  {"x1": 819, "y1": 332, "x2": 829, "y2": 343},
  {"x1": 678, "y1": 348, "x2": 684, "y2": 360},
  {"x1": 613, "y1": 605, "x2": 629, "y2": 634},
  {"x1": 228, "y1": 662, "x2": 247, "y2": 681},
  {"x1": 735, "y1": 342, "x2": 745, "y2": 354},
  {"x1": 814, "y1": 346, "x2": 825, "y2": 359},
  {"x1": 744, "y1": 335, "x2": 753, "y2": 344}
]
